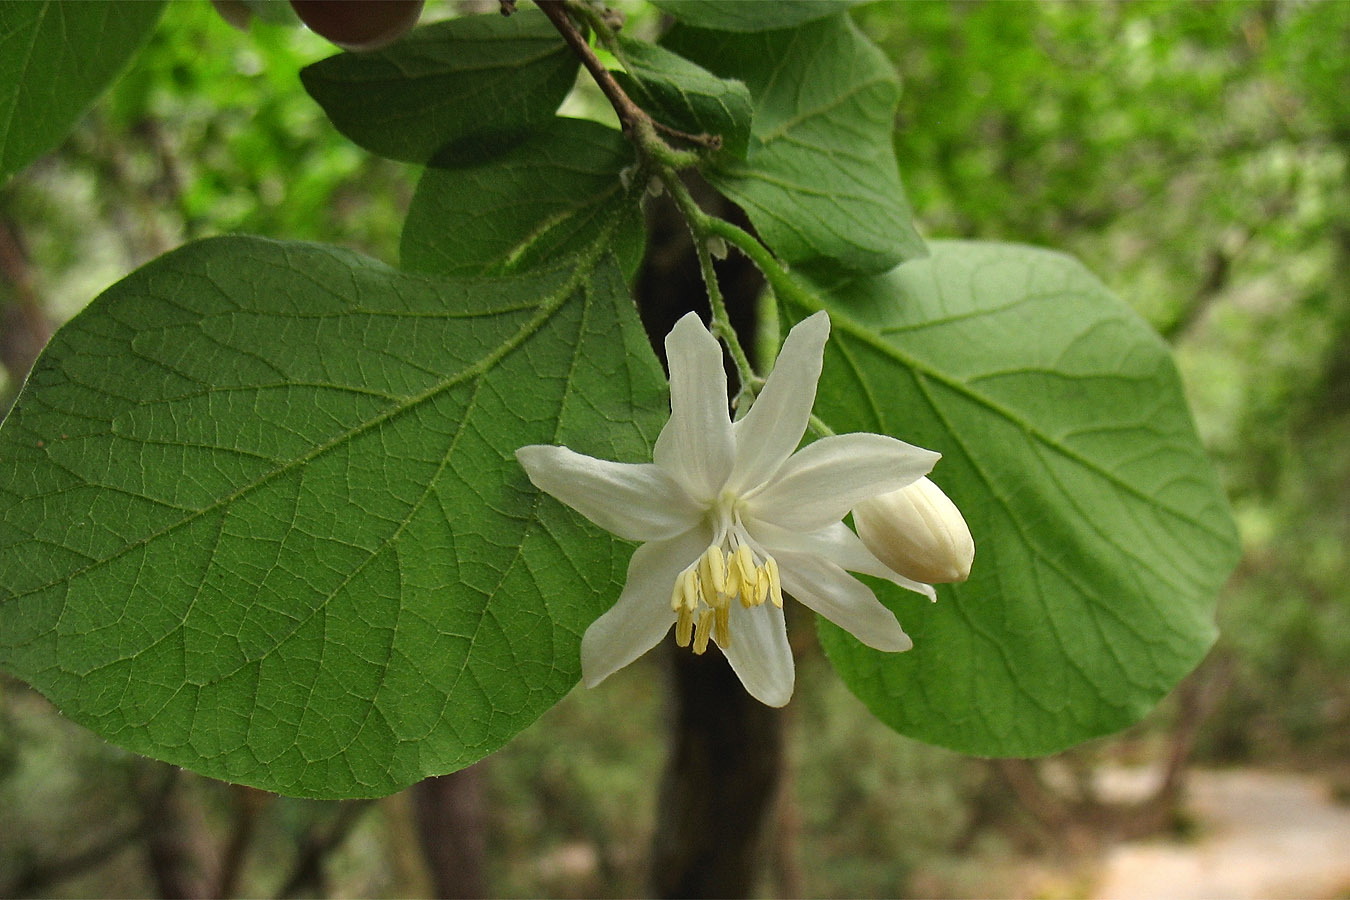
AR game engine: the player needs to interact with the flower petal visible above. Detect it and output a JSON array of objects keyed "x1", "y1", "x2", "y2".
[
  {"x1": 728, "y1": 311, "x2": 830, "y2": 493},
  {"x1": 753, "y1": 520, "x2": 937, "y2": 602},
  {"x1": 748, "y1": 433, "x2": 939, "y2": 532},
  {"x1": 516, "y1": 445, "x2": 701, "y2": 541},
  {"x1": 775, "y1": 550, "x2": 913, "y2": 652},
  {"x1": 718, "y1": 602, "x2": 794, "y2": 707},
  {"x1": 653, "y1": 312, "x2": 734, "y2": 502},
  {"x1": 581, "y1": 527, "x2": 710, "y2": 687}
]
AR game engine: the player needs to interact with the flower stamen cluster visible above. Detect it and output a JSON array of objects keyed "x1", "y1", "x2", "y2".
[{"x1": 672, "y1": 541, "x2": 784, "y2": 653}]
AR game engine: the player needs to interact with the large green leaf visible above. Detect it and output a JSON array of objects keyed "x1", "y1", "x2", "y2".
[
  {"x1": 666, "y1": 14, "x2": 925, "y2": 275},
  {"x1": 0, "y1": 237, "x2": 666, "y2": 798},
  {"x1": 299, "y1": 9, "x2": 579, "y2": 164},
  {"x1": 400, "y1": 117, "x2": 644, "y2": 278},
  {"x1": 649, "y1": 0, "x2": 863, "y2": 32},
  {"x1": 0, "y1": 0, "x2": 164, "y2": 182},
  {"x1": 802, "y1": 241, "x2": 1239, "y2": 756},
  {"x1": 613, "y1": 37, "x2": 751, "y2": 158}
]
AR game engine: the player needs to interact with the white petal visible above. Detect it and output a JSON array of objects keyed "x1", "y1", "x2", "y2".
[
  {"x1": 728, "y1": 311, "x2": 830, "y2": 493},
  {"x1": 718, "y1": 602, "x2": 794, "y2": 707},
  {"x1": 748, "y1": 433, "x2": 939, "y2": 532},
  {"x1": 516, "y1": 445, "x2": 701, "y2": 541},
  {"x1": 775, "y1": 550, "x2": 913, "y2": 652},
  {"x1": 753, "y1": 520, "x2": 937, "y2": 602},
  {"x1": 581, "y1": 528, "x2": 710, "y2": 687},
  {"x1": 653, "y1": 312, "x2": 734, "y2": 502}
]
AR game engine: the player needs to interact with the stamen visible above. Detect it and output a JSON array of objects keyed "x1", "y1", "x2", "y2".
[
  {"x1": 704, "y1": 546, "x2": 727, "y2": 595},
  {"x1": 676, "y1": 607, "x2": 694, "y2": 647},
  {"x1": 680, "y1": 568, "x2": 700, "y2": 612},
  {"x1": 725, "y1": 559, "x2": 742, "y2": 603},
  {"x1": 765, "y1": 556, "x2": 783, "y2": 608},
  {"x1": 714, "y1": 605, "x2": 730, "y2": 647},
  {"x1": 734, "y1": 544, "x2": 756, "y2": 591},
  {"x1": 693, "y1": 608, "x2": 714, "y2": 654}
]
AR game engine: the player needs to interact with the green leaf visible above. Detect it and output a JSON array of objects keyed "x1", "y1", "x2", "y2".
[
  {"x1": 0, "y1": 237, "x2": 667, "y2": 798},
  {"x1": 802, "y1": 241, "x2": 1239, "y2": 756},
  {"x1": 400, "y1": 117, "x2": 644, "y2": 278},
  {"x1": 649, "y1": 0, "x2": 863, "y2": 32},
  {"x1": 0, "y1": 0, "x2": 165, "y2": 182},
  {"x1": 612, "y1": 37, "x2": 751, "y2": 158},
  {"x1": 666, "y1": 14, "x2": 926, "y2": 274},
  {"x1": 299, "y1": 9, "x2": 579, "y2": 164}
]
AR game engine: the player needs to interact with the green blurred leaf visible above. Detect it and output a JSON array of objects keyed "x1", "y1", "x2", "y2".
[
  {"x1": 613, "y1": 37, "x2": 751, "y2": 158},
  {"x1": 666, "y1": 15, "x2": 925, "y2": 275},
  {"x1": 299, "y1": 9, "x2": 579, "y2": 164},
  {"x1": 0, "y1": 0, "x2": 164, "y2": 182},
  {"x1": 804, "y1": 241, "x2": 1239, "y2": 756},
  {"x1": 401, "y1": 117, "x2": 644, "y2": 278},
  {"x1": 649, "y1": 0, "x2": 862, "y2": 32},
  {"x1": 0, "y1": 236, "x2": 666, "y2": 798}
]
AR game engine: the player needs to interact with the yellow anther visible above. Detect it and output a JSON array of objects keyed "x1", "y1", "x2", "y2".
[
  {"x1": 676, "y1": 607, "x2": 694, "y2": 647},
  {"x1": 725, "y1": 559, "x2": 742, "y2": 604},
  {"x1": 765, "y1": 556, "x2": 783, "y2": 608},
  {"x1": 670, "y1": 575, "x2": 685, "y2": 612},
  {"x1": 704, "y1": 545, "x2": 727, "y2": 595},
  {"x1": 680, "y1": 568, "x2": 700, "y2": 612},
  {"x1": 735, "y1": 544, "x2": 756, "y2": 588},
  {"x1": 714, "y1": 605, "x2": 731, "y2": 647},
  {"x1": 754, "y1": 567, "x2": 770, "y2": 607},
  {"x1": 693, "y1": 608, "x2": 714, "y2": 654}
]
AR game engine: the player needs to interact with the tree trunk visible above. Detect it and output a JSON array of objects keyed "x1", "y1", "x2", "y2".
[
  {"x1": 411, "y1": 766, "x2": 489, "y2": 899},
  {"x1": 650, "y1": 648, "x2": 785, "y2": 898}
]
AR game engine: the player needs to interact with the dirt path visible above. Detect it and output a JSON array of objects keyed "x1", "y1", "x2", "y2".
[{"x1": 1091, "y1": 769, "x2": 1350, "y2": 900}]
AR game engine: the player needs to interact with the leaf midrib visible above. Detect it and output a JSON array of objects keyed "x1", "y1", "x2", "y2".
[
  {"x1": 787, "y1": 295, "x2": 1232, "y2": 544},
  {"x1": 9, "y1": 261, "x2": 593, "y2": 607}
]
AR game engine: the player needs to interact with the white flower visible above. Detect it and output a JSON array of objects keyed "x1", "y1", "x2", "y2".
[
  {"x1": 515, "y1": 311, "x2": 941, "y2": 706},
  {"x1": 854, "y1": 477, "x2": 974, "y2": 584}
]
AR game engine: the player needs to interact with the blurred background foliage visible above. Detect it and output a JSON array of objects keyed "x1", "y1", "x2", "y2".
[{"x1": 1, "y1": 1, "x2": 1347, "y2": 897}]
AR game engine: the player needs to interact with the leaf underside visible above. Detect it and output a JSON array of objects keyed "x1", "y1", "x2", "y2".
[
  {"x1": 300, "y1": 9, "x2": 580, "y2": 165},
  {"x1": 806, "y1": 241, "x2": 1239, "y2": 757},
  {"x1": 665, "y1": 14, "x2": 927, "y2": 275},
  {"x1": 0, "y1": 0, "x2": 165, "y2": 182},
  {"x1": 0, "y1": 236, "x2": 666, "y2": 797},
  {"x1": 400, "y1": 117, "x2": 643, "y2": 279}
]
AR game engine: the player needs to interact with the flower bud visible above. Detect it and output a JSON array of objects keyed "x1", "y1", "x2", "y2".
[{"x1": 853, "y1": 477, "x2": 973, "y2": 584}]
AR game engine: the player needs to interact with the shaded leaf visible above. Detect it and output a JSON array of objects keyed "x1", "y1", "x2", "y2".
[
  {"x1": 649, "y1": 0, "x2": 862, "y2": 32},
  {"x1": 400, "y1": 117, "x2": 644, "y2": 278},
  {"x1": 802, "y1": 241, "x2": 1239, "y2": 756},
  {"x1": 299, "y1": 9, "x2": 578, "y2": 164},
  {"x1": 613, "y1": 37, "x2": 751, "y2": 158},
  {"x1": 0, "y1": 0, "x2": 164, "y2": 182},
  {"x1": 666, "y1": 15, "x2": 925, "y2": 274},
  {"x1": 0, "y1": 237, "x2": 666, "y2": 797}
]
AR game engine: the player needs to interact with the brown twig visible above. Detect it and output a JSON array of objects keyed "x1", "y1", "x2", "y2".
[{"x1": 534, "y1": 1, "x2": 720, "y2": 151}]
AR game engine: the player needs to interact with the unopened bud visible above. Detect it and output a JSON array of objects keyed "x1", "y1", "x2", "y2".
[{"x1": 853, "y1": 477, "x2": 973, "y2": 584}]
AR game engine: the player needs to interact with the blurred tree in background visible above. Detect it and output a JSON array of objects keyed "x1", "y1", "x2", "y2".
[{"x1": 1, "y1": 1, "x2": 1347, "y2": 896}]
